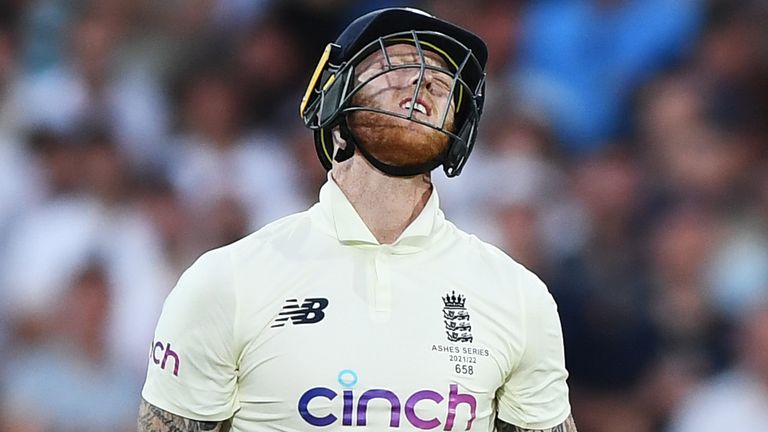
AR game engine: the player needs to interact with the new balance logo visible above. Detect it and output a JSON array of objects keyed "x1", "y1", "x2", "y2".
[{"x1": 271, "y1": 297, "x2": 329, "y2": 328}]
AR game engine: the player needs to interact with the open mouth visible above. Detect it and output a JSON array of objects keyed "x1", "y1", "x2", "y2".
[{"x1": 399, "y1": 97, "x2": 431, "y2": 116}]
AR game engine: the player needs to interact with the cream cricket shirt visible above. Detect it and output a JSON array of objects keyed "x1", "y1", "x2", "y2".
[{"x1": 142, "y1": 177, "x2": 571, "y2": 431}]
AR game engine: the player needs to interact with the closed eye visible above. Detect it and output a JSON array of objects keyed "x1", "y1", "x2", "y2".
[
  {"x1": 429, "y1": 73, "x2": 453, "y2": 96},
  {"x1": 433, "y1": 75, "x2": 451, "y2": 90}
]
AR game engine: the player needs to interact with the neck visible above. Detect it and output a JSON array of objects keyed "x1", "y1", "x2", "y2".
[{"x1": 332, "y1": 154, "x2": 432, "y2": 244}]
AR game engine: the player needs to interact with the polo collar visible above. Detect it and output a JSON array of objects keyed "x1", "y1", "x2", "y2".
[{"x1": 315, "y1": 174, "x2": 443, "y2": 252}]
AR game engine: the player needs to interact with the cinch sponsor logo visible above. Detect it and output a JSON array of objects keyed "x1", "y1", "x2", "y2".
[
  {"x1": 149, "y1": 340, "x2": 180, "y2": 376},
  {"x1": 298, "y1": 370, "x2": 477, "y2": 430}
]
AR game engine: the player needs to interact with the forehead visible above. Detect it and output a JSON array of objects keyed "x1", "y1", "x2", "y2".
[{"x1": 357, "y1": 43, "x2": 450, "y2": 70}]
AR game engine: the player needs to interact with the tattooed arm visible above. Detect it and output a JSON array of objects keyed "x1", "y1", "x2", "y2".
[
  {"x1": 138, "y1": 398, "x2": 228, "y2": 432},
  {"x1": 495, "y1": 414, "x2": 577, "y2": 432}
]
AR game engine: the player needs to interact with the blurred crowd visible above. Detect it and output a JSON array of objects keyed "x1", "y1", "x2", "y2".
[{"x1": 0, "y1": 0, "x2": 767, "y2": 431}]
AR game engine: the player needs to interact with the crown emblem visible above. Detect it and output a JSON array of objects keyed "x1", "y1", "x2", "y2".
[{"x1": 442, "y1": 290, "x2": 466, "y2": 309}]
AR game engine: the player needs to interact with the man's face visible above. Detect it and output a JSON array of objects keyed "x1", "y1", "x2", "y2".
[{"x1": 346, "y1": 43, "x2": 456, "y2": 168}]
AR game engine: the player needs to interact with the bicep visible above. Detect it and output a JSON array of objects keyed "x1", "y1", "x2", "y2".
[
  {"x1": 141, "y1": 250, "x2": 239, "y2": 420},
  {"x1": 497, "y1": 277, "x2": 570, "y2": 426},
  {"x1": 495, "y1": 414, "x2": 577, "y2": 432},
  {"x1": 138, "y1": 398, "x2": 227, "y2": 432}
]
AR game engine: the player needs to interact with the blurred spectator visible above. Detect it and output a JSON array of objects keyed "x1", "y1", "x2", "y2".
[
  {"x1": 689, "y1": 0, "x2": 768, "y2": 323},
  {"x1": 0, "y1": 264, "x2": 137, "y2": 432},
  {"x1": 554, "y1": 150, "x2": 658, "y2": 380},
  {"x1": 20, "y1": 9, "x2": 170, "y2": 170},
  {"x1": 485, "y1": 108, "x2": 584, "y2": 276},
  {"x1": 513, "y1": 0, "x2": 702, "y2": 153},
  {"x1": 639, "y1": 205, "x2": 733, "y2": 429},
  {"x1": 0, "y1": 9, "x2": 36, "y2": 250},
  {"x1": 78, "y1": 128, "x2": 173, "y2": 373},
  {"x1": 639, "y1": 73, "x2": 757, "y2": 208},
  {"x1": 435, "y1": 102, "x2": 586, "y2": 254},
  {"x1": 707, "y1": 221, "x2": 768, "y2": 320},
  {"x1": 0, "y1": 15, "x2": 22, "y2": 135},
  {"x1": 670, "y1": 301, "x2": 768, "y2": 432},
  {"x1": 0, "y1": 135, "x2": 37, "y2": 247},
  {"x1": 284, "y1": 126, "x2": 333, "y2": 204},
  {"x1": 0, "y1": 129, "x2": 96, "y2": 343},
  {"x1": 17, "y1": 0, "x2": 78, "y2": 73},
  {"x1": 167, "y1": 68, "x2": 306, "y2": 232},
  {"x1": 137, "y1": 175, "x2": 201, "y2": 276},
  {"x1": 648, "y1": 205, "x2": 728, "y2": 372},
  {"x1": 234, "y1": 11, "x2": 304, "y2": 128},
  {"x1": 549, "y1": 148, "x2": 659, "y2": 431},
  {"x1": 1, "y1": 126, "x2": 172, "y2": 374},
  {"x1": 210, "y1": 0, "x2": 271, "y2": 33},
  {"x1": 695, "y1": 0, "x2": 768, "y2": 140}
]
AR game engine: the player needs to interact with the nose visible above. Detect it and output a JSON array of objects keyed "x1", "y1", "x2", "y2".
[{"x1": 408, "y1": 68, "x2": 433, "y2": 92}]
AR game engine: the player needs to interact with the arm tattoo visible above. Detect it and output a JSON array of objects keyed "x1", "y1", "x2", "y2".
[
  {"x1": 138, "y1": 398, "x2": 225, "y2": 432},
  {"x1": 495, "y1": 414, "x2": 577, "y2": 432}
]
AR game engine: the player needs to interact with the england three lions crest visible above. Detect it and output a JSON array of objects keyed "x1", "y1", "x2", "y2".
[{"x1": 443, "y1": 291, "x2": 473, "y2": 343}]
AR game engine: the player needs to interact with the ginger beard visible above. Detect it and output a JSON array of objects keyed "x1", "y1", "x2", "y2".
[{"x1": 345, "y1": 47, "x2": 456, "y2": 168}]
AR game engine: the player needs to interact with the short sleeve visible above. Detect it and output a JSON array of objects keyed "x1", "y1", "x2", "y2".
[
  {"x1": 141, "y1": 248, "x2": 239, "y2": 421},
  {"x1": 496, "y1": 273, "x2": 571, "y2": 429}
]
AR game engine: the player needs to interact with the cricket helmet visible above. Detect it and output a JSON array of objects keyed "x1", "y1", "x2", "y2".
[{"x1": 299, "y1": 7, "x2": 488, "y2": 177}]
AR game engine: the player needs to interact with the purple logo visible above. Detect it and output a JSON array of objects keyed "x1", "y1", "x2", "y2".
[
  {"x1": 298, "y1": 373, "x2": 476, "y2": 430},
  {"x1": 150, "y1": 340, "x2": 180, "y2": 376}
]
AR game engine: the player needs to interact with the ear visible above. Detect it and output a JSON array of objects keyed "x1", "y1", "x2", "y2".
[
  {"x1": 331, "y1": 128, "x2": 346, "y2": 161},
  {"x1": 331, "y1": 127, "x2": 355, "y2": 163},
  {"x1": 332, "y1": 128, "x2": 345, "y2": 149}
]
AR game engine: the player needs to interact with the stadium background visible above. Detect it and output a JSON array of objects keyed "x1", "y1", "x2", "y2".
[{"x1": 0, "y1": 0, "x2": 767, "y2": 430}]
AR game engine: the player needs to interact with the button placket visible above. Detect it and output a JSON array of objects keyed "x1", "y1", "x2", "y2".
[{"x1": 373, "y1": 248, "x2": 392, "y2": 312}]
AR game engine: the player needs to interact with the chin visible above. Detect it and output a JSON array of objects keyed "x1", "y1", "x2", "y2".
[{"x1": 348, "y1": 111, "x2": 451, "y2": 166}]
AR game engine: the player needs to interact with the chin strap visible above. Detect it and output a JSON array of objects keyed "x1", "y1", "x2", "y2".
[{"x1": 337, "y1": 117, "x2": 447, "y2": 177}]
